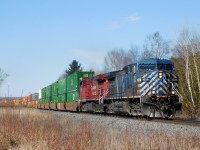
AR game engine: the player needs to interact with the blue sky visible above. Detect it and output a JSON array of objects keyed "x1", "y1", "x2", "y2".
[{"x1": 0, "y1": 0, "x2": 200, "y2": 97}]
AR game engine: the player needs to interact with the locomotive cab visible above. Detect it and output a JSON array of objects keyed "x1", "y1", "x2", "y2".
[
  {"x1": 138, "y1": 59, "x2": 182, "y2": 117},
  {"x1": 138, "y1": 59, "x2": 177, "y2": 95}
]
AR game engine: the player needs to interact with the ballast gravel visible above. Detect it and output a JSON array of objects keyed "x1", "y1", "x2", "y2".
[{"x1": 44, "y1": 110, "x2": 200, "y2": 137}]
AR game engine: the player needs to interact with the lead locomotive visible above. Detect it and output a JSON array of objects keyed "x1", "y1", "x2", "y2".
[{"x1": 79, "y1": 59, "x2": 182, "y2": 118}]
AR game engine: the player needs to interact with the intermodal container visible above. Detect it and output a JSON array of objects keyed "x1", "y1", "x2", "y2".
[
  {"x1": 12, "y1": 99, "x2": 16, "y2": 105},
  {"x1": 38, "y1": 99, "x2": 43, "y2": 104},
  {"x1": 21, "y1": 97, "x2": 27, "y2": 106},
  {"x1": 39, "y1": 89, "x2": 42, "y2": 99},
  {"x1": 46, "y1": 85, "x2": 52, "y2": 97},
  {"x1": 67, "y1": 71, "x2": 94, "y2": 92},
  {"x1": 58, "y1": 94, "x2": 67, "y2": 103},
  {"x1": 58, "y1": 78, "x2": 67, "y2": 94},
  {"x1": 32, "y1": 93, "x2": 39, "y2": 100},
  {"x1": 16, "y1": 99, "x2": 20, "y2": 104},
  {"x1": 51, "y1": 81, "x2": 58, "y2": 96},
  {"x1": 28, "y1": 95, "x2": 32, "y2": 101},
  {"x1": 51, "y1": 95, "x2": 58, "y2": 103},
  {"x1": 41, "y1": 87, "x2": 46, "y2": 104},
  {"x1": 26, "y1": 96, "x2": 28, "y2": 102},
  {"x1": 67, "y1": 91, "x2": 79, "y2": 102},
  {"x1": 41, "y1": 87, "x2": 46, "y2": 100},
  {"x1": 40, "y1": 99, "x2": 45, "y2": 104},
  {"x1": 46, "y1": 85, "x2": 52, "y2": 102}
]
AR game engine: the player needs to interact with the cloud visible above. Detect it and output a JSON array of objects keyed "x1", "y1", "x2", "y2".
[
  {"x1": 127, "y1": 15, "x2": 140, "y2": 23},
  {"x1": 107, "y1": 14, "x2": 140, "y2": 30}
]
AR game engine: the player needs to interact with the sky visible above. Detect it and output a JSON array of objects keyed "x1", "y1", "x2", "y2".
[{"x1": 0, "y1": 0, "x2": 200, "y2": 97}]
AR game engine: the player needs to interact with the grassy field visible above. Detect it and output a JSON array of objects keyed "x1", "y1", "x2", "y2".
[{"x1": 0, "y1": 107, "x2": 199, "y2": 150}]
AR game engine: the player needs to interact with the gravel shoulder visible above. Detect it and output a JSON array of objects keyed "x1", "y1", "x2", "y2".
[{"x1": 42, "y1": 110, "x2": 200, "y2": 137}]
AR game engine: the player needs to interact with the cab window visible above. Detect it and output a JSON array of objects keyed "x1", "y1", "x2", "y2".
[
  {"x1": 158, "y1": 64, "x2": 173, "y2": 70},
  {"x1": 139, "y1": 64, "x2": 156, "y2": 70}
]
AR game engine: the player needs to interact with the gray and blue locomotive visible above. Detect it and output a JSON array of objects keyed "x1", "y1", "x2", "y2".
[{"x1": 99, "y1": 59, "x2": 182, "y2": 118}]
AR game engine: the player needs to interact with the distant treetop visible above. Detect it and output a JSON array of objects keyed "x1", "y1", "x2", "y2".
[
  {"x1": 58, "y1": 60, "x2": 83, "y2": 80},
  {"x1": 65, "y1": 60, "x2": 82, "y2": 76}
]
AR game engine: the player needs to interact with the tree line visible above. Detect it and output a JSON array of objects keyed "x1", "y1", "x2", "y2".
[{"x1": 172, "y1": 29, "x2": 200, "y2": 118}]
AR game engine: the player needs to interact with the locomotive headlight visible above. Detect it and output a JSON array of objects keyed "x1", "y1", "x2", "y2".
[
  {"x1": 152, "y1": 90, "x2": 156, "y2": 95},
  {"x1": 172, "y1": 90, "x2": 175, "y2": 95},
  {"x1": 158, "y1": 72, "x2": 163, "y2": 79}
]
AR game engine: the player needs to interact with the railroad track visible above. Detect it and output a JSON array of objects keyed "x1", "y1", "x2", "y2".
[
  {"x1": 4, "y1": 106, "x2": 200, "y2": 127},
  {"x1": 52, "y1": 109, "x2": 200, "y2": 127},
  {"x1": 154, "y1": 118, "x2": 200, "y2": 127}
]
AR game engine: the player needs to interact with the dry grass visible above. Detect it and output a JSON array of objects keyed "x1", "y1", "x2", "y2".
[{"x1": 0, "y1": 107, "x2": 199, "y2": 150}]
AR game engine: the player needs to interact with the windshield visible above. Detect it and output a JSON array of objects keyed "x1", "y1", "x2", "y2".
[
  {"x1": 158, "y1": 64, "x2": 173, "y2": 70},
  {"x1": 139, "y1": 64, "x2": 156, "y2": 70}
]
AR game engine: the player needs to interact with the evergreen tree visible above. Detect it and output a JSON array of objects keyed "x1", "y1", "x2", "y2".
[
  {"x1": 0, "y1": 68, "x2": 8, "y2": 86},
  {"x1": 65, "y1": 60, "x2": 82, "y2": 76}
]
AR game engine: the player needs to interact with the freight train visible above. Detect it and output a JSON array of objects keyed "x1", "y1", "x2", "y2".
[
  {"x1": 11, "y1": 93, "x2": 39, "y2": 108},
  {"x1": 23, "y1": 59, "x2": 182, "y2": 118}
]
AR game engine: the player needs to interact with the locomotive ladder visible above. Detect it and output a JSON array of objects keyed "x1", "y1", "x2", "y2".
[
  {"x1": 169, "y1": 82, "x2": 183, "y2": 103},
  {"x1": 174, "y1": 89, "x2": 183, "y2": 103},
  {"x1": 99, "y1": 89, "x2": 109, "y2": 104}
]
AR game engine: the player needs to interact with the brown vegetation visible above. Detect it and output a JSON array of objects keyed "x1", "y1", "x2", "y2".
[{"x1": 0, "y1": 107, "x2": 199, "y2": 150}]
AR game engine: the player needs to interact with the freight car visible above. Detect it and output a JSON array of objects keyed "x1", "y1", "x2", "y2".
[{"x1": 36, "y1": 59, "x2": 182, "y2": 118}]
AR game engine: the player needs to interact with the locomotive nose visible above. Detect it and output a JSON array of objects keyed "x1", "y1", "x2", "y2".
[
  {"x1": 157, "y1": 71, "x2": 170, "y2": 95},
  {"x1": 140, "y1": 71, "x2": 175, "y2": 96}
]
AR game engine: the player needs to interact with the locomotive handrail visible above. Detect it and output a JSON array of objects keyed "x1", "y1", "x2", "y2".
[
  {"x1": 99, "y1": 89, "x2": 109, "y2": 104},
  {"x1": 168, "y1": 79, "x2": 183, "y2": 103},
  {"x1": 173, "y1": 88, "x2": 183, "y2": 103}
]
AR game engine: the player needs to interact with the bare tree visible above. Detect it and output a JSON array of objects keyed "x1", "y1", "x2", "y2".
[
  {"x1": 173, "y1": 28, "x2": 200, "y2": 118},
  {"x1": 190, "y1": 34, "x2": 200, "y2": 93},
  {"x1": 128, "y1": 44, "x2": 140, "y2": 63},
  {"x1": 88, "y1": 64, "x2": 103, "y2": 76},
  {"x1": 104, "y1": 48, "x2": 132, "y2": 72},
  {"x1": 140, "y1": 49, "x2": 154, "y2": 60},
  {"x1": 0, "y1": 68, "x2": 8, "y2": 87},
  {"x1": 142, "y1": 32, "x2": 170, "y2": 59}
]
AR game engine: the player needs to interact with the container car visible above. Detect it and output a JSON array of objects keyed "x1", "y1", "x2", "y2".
[
  {"x1": 31, "y1": 93, "x2": 39, "y2": 108},
  {"x1": 40, "y1": 87, "x2": 46, "y2": 109},
  {"x1": 58, "y1": 78, "x2": 67, "y2": 110},
  {"x1": 45, "y1": 85, "x2": 52, "y2": 109},
  {"x1": 50, "y1": 82, "x2": 58, "y2": 110},
  {"x1": 37, "y1": 89, "x2": 42, "y2": 108}
]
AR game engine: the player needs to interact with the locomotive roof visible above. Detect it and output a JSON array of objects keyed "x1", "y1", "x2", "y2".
[
  {"x1": 139, "y1": 59, "x2": 173, "y2": 65},
  {"x1": 104, "y1": 70, "x2": 121, "y2": 78}
]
